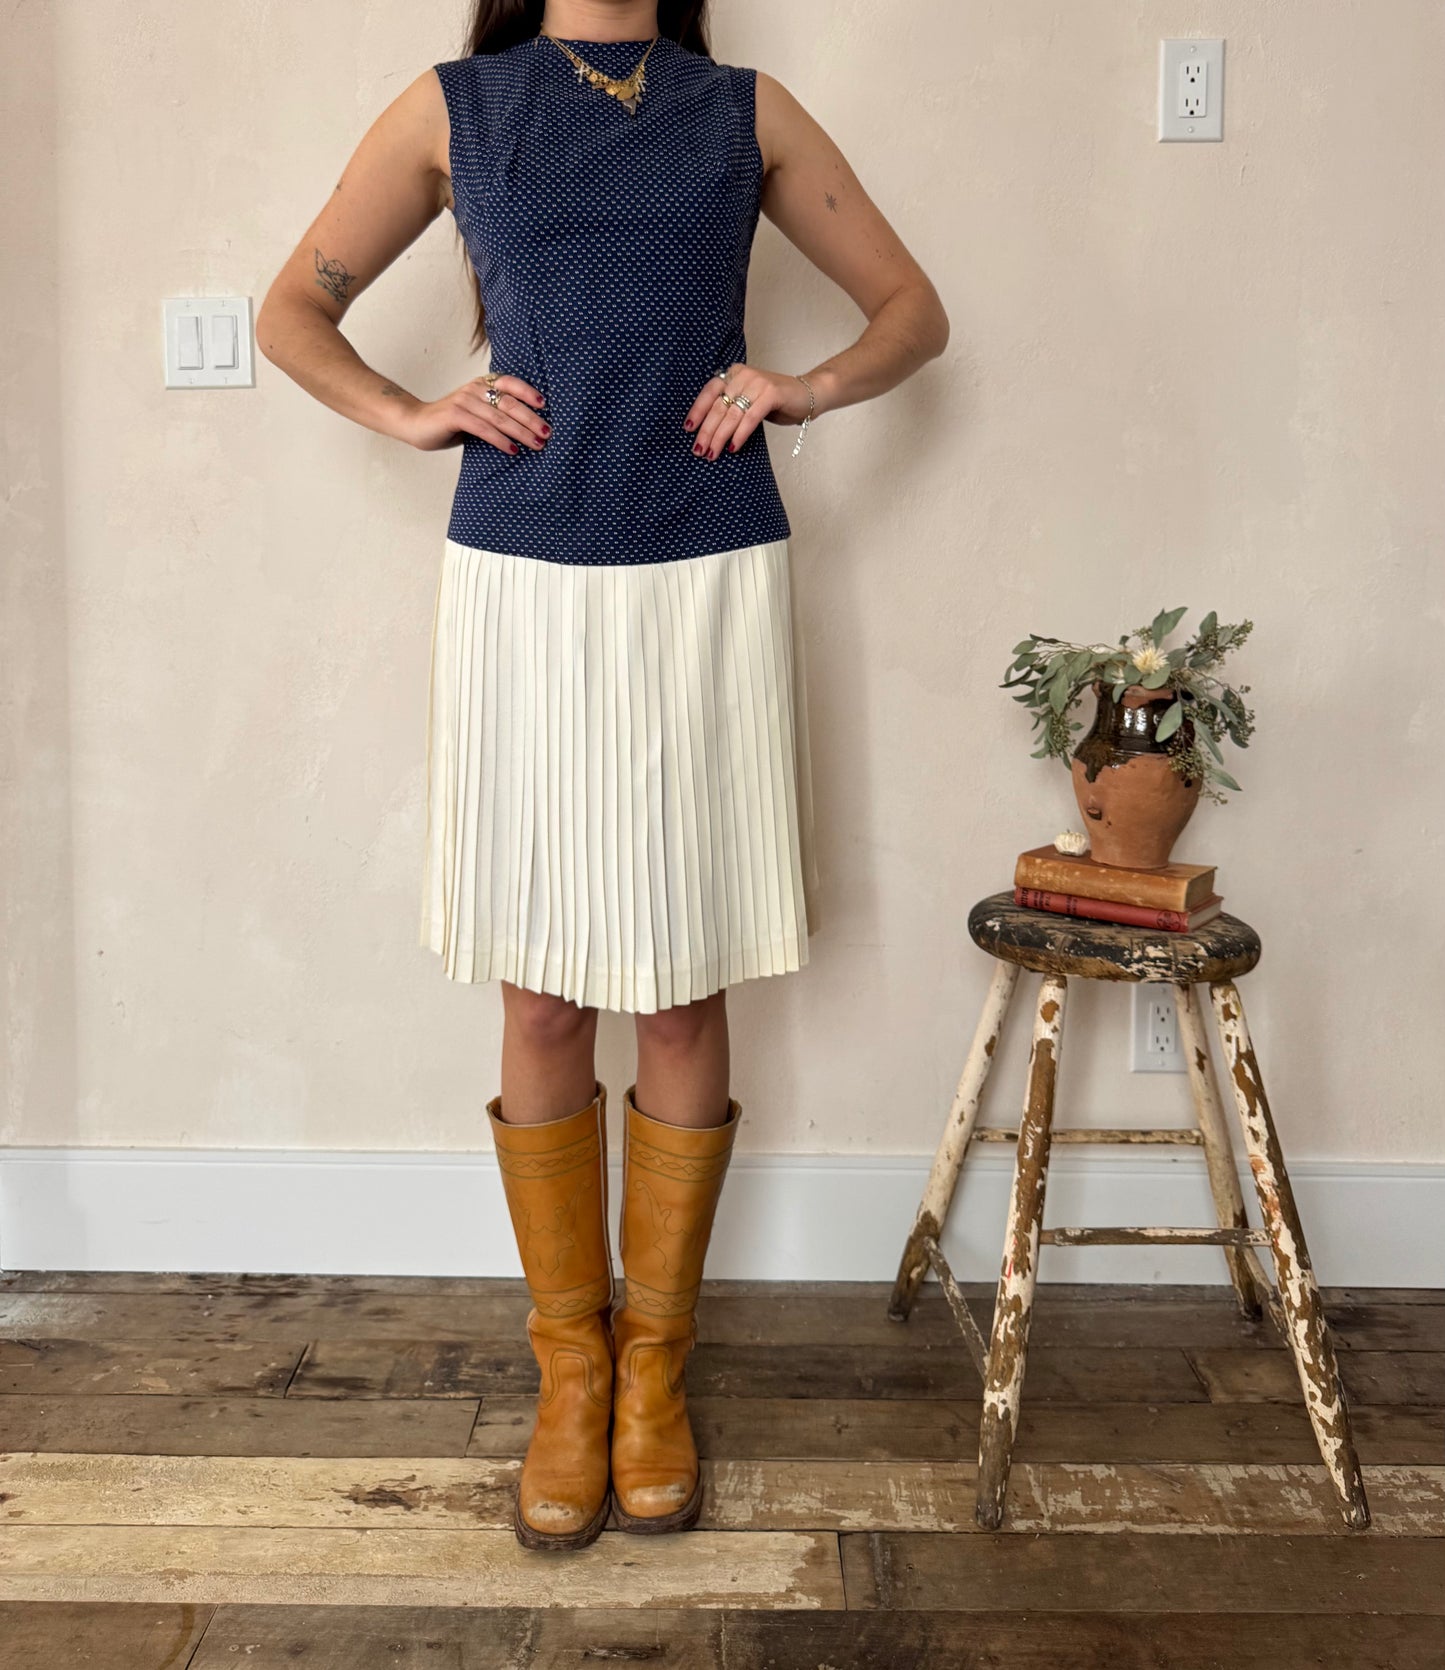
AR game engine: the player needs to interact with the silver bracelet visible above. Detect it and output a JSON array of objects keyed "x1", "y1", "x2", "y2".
[{"x1": 791, "y1": 374, "x2": 817, "y2": 458}]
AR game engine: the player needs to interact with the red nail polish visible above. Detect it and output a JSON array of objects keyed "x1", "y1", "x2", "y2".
[
  {"x1": 693, "y1": 443, "x2": 703, "y2": 455},
  {"x1": 684, "y1": 419, "x2": 695, "y2": 431},
  {"x1": 540, "y1": 425, "x2": 551, "y2": 436},
  {"x1": 510, "y1": 444, "x2": 519, "y2": 454},
  {"x1": 728, "y1": 440, "x2": 737, "y2": 452}
]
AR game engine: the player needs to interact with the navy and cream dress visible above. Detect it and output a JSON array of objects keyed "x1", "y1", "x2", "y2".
[{"x1": 420, "y1": 32, "x2": 822, "y2": 1013}]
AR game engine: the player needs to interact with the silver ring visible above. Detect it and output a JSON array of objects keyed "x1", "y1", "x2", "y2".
[
  {"x1": 732, "y1": 392, "x2": 753, "y2": 413},
  {"x1": 716, "y1": 367, "x2": 731, "y2": 383}
]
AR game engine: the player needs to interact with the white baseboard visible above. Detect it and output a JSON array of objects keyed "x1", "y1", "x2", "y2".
[{"x1": 0, "y1": 1146, "x2": 1440, "y2": 1287}]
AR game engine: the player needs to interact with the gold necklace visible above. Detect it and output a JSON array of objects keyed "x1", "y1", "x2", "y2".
[{"x1": 542, "y1": 32, "x2": 660, "y2": 116}]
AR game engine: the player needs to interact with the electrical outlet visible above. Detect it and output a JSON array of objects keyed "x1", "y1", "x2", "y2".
[
  {"x1": 1131, "y1": 983, "x2": 1187, "y2": 1073},
  {"x1": 1159, "y1": 39, "x2": 1224, "y2": 141},
  {"x1": 1179, "y1": 57, "x2": 1207, "y2": 119}
]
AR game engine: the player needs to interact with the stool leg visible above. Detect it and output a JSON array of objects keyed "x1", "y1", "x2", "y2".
[
  {"x1": 1174, "y1": 979, "x2": 1270, "y2": 1319},
  {"x1": 975, "y1": 971, "x2": 1067, "y2": 1530},
  {"x1": 890, "y1": 959, "x2": 1021, "y2": 1321},
  {"x1": 1209, "y1": 979, "x2": 1371, "y2": 1530}
]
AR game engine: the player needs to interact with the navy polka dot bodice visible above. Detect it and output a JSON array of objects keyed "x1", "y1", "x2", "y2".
[{"x1": 432, "y1": 33, "x2": 793, "y2": 566}]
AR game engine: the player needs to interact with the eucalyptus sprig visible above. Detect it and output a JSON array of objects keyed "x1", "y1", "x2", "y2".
[{"x1": 1000, "y1": 606, "x2": 1256, "y2": 804}]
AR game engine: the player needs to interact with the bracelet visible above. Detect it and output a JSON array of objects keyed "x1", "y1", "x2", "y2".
[{"x1": 791, "y1": 374, "x2": 817, "y2": 458}]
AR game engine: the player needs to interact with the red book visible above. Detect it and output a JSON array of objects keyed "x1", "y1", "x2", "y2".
[{"x1": 1014, "y1": 886, "x2": 1224, "y2": 933}]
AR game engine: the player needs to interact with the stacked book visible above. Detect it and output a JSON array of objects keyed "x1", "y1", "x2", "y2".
[{"x1": 1013, "y1": 844, "x2": 1223, "y2": 933}]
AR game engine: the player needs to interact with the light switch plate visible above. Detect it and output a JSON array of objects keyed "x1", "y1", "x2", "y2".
[
  {"x1": 1159, "y1": 39, "x2": 1224, "y2": 141},
  {"x1": 163, "y1": 296, "x2": 254, "y2": 388}
]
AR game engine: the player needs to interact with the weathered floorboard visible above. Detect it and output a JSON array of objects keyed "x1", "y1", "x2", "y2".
[
  {"x1": 5, "y1": 1600, "x2": 1443, "y2": 1670},
  {"x1": 5, "y1": 1452, "x2": 1441, "y2": 1536},
  {"x1": 180, "y1": 1604, "x2": 1445, "y2": 1670},
  {"x1": 702, "y1": 1459, "x2": 1445, "y2": 1536},
  {"x1": 2, "y1": 1271, "x2": 1435, "y2": 1307},
  {"x1": 469, "y1": 1394, "x2": 1445, "y2": 1465},
  {"x1": 10, "y1": 1334, "x2": 1431, "y2": 1408},
  {"x1": 286, "y1": 1339, "x2": 537, "y2": 1399},
  {"x1": 0, "y1": 1336, "x2": 305, "y2": 1397},
  {"x1": 0, "y1": 1601, "x2": 213, "y2": 1670},
  {"x1": 1190, "y1": 1346, "x2": 1445, "y2": 1406},
  {"x1": 4, "y1": 1396, "x2": 1435, "y2": 1468},
  {"x1": 0, "y1": 1394, "x2": 480, "y2": 1457},
  {"x1": 3, "y1": 1289, "x2": 1438, "y2": 1349},
  {"x1": 726, "y1": 1608, "x2": 1445, "y2": 1670},
  {"x1": 288, "y1": 1337, "x2": 1207, "y2": 1403},
  {"x1": 841, "y1": 1530, "x2": 1445, "y2": 1612},
  {"x1": 0, "y1": 1525, "x2": 845, "y2": 1609},
  {"x1": 0, "y1": 1452, "x2": 521, "y2": 1530}
]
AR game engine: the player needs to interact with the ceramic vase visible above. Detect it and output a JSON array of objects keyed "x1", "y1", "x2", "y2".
[{"x1": 1070, "y1": 680, "x2": 1201, "y2": 869}]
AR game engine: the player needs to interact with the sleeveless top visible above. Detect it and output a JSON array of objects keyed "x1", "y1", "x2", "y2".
[{"x1": 432, "y1": 34, "x2": 792, "y2": 566}]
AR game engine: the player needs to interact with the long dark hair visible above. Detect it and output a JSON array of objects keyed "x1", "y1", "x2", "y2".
[{"x1": 451, "y1": 1, "x2": 713, "y2": 351}]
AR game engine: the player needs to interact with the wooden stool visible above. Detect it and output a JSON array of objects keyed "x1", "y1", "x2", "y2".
[{"x1": 888, "y1": 889, "x2": 1371, "y2": 1532}]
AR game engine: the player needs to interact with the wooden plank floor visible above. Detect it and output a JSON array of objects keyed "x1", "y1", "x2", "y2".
[{"x1": 0, "y1": 1275, "x2": 1442, "y2": 1668}]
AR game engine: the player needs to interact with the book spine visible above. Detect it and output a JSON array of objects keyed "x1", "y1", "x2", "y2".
[
  {"x1": 1014, "y1": 886, "x2": 1197, "y2": 932},
  {"x1": 1014, "y1": 854, "x2": 1210, "y2": 911}
]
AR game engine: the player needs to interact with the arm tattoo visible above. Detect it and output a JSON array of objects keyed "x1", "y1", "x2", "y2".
[
  {"x1": 314, "y1": 248, "x2": 357, "y2": 302},
  {"x1": 824, "y1": 191, "x2": 838, "y2": 213}
]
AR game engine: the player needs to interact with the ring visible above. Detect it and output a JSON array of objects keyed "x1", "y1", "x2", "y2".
[
  {"x1": 731, "y1": 392, "x2": 753, "y2": 413},
  {"x1": 719, "y1": 392, "x2": 734, "y2": 407},
  {"x1": 486, "y1": 387, "x2": 501, "y2": 408},
  {"x1": 483, "y1": 371, "x2": 501, "y2": 388}
]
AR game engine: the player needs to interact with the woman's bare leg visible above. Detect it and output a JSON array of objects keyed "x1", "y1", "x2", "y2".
[
  {"x1": 498, "y1": 980, "x2": 600, "y2": 1124},
  {"x1": 633, "y1": 988, "x2": 730, "y2": 1127}
]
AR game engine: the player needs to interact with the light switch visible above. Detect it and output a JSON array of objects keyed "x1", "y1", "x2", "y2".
[
  {"x1": 177, "y1": 314, "x2": 204, "y2": 371},
  {"x1": 211, "y1": 313, "x2": 239, "y2": 370},
  {"x1": 163, "y1": 297, "x2": 255, "y2": 388}
]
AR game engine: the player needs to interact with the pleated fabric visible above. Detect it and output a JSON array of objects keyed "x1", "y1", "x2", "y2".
[{"x1": 419, "y1": 537, "x2": 821, "y2": 1013}]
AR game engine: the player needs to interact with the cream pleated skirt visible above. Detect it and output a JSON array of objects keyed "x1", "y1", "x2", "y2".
[{"x1": 419, "y1": 536, "x2": 821, "y2": 1013}]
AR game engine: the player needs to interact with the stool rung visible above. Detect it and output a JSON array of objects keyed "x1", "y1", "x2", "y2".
[
  {"x1": 918, "y1": 1234, "x2": 990, "y2": 1376},
  {"x1": 1040, "y1": 1226, "x2": 1272, "y2": 1247},
  {"x1": 973, "y1": 1126, "x2": 1204, "y2": 1145}
]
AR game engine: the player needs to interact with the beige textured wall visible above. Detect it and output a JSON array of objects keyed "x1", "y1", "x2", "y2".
[{"x1": 4, "y1": 1, "x2": 1441, "y2": 1160}]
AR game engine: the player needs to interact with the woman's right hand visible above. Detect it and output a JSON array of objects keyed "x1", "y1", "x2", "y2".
[{"x1": 399, "y1": 374, "x2": 551, "y2": 455}]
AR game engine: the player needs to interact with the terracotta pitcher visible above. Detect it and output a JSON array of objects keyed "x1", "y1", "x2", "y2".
[{"x1": 1070, "y1": 680, "x2": 1201, "y2": 869}]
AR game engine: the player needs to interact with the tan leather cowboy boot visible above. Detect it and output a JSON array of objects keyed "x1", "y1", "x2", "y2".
[
  {"x1": 488, "y1": 1081, "x2": 615, "y2": 1550},
  {"x1": 610, "y1": 1081, "x2": 740, "y2": 1533}
]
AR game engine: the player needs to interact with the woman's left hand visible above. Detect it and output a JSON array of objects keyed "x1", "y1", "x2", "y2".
[{"x1": 683, "y1": 364, "x2": 811, "y2": 460}]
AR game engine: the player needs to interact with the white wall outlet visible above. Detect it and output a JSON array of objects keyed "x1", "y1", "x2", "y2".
[
  {"x1": 1159, "y1": 39, "x2": 1224, "y2": 142},
  {"x1": 163, "y1": 296, "x2": 254, "y2": 388},
  {"x1": 1130, "y1": 983, "x2": 1187, "y2": 1073},
  {"x1": 1180, "y1": 56, "x2": 1208, "y2": 118}
]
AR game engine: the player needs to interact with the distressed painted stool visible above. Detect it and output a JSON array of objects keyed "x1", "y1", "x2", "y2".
[{"x1": 888, "y1": 889, "x2": 1371, "y2": 1532}]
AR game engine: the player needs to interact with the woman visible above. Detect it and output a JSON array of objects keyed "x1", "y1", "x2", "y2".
[{"x1": 257, "y1": 0, "x2": 947, "y2": 1551}]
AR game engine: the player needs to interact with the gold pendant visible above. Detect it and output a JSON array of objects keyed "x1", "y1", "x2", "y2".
[{"x1": 552, "y1": 33, "x2": 654, "y2": 116}]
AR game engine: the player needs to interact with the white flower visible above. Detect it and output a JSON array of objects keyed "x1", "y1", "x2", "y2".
[
  {"x1": 1131, "y1": 644, "x2": 1168, "y2": 674},
  {"x1": 1054, "y1": 830, "x2": 1090, "y2": 855}
]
